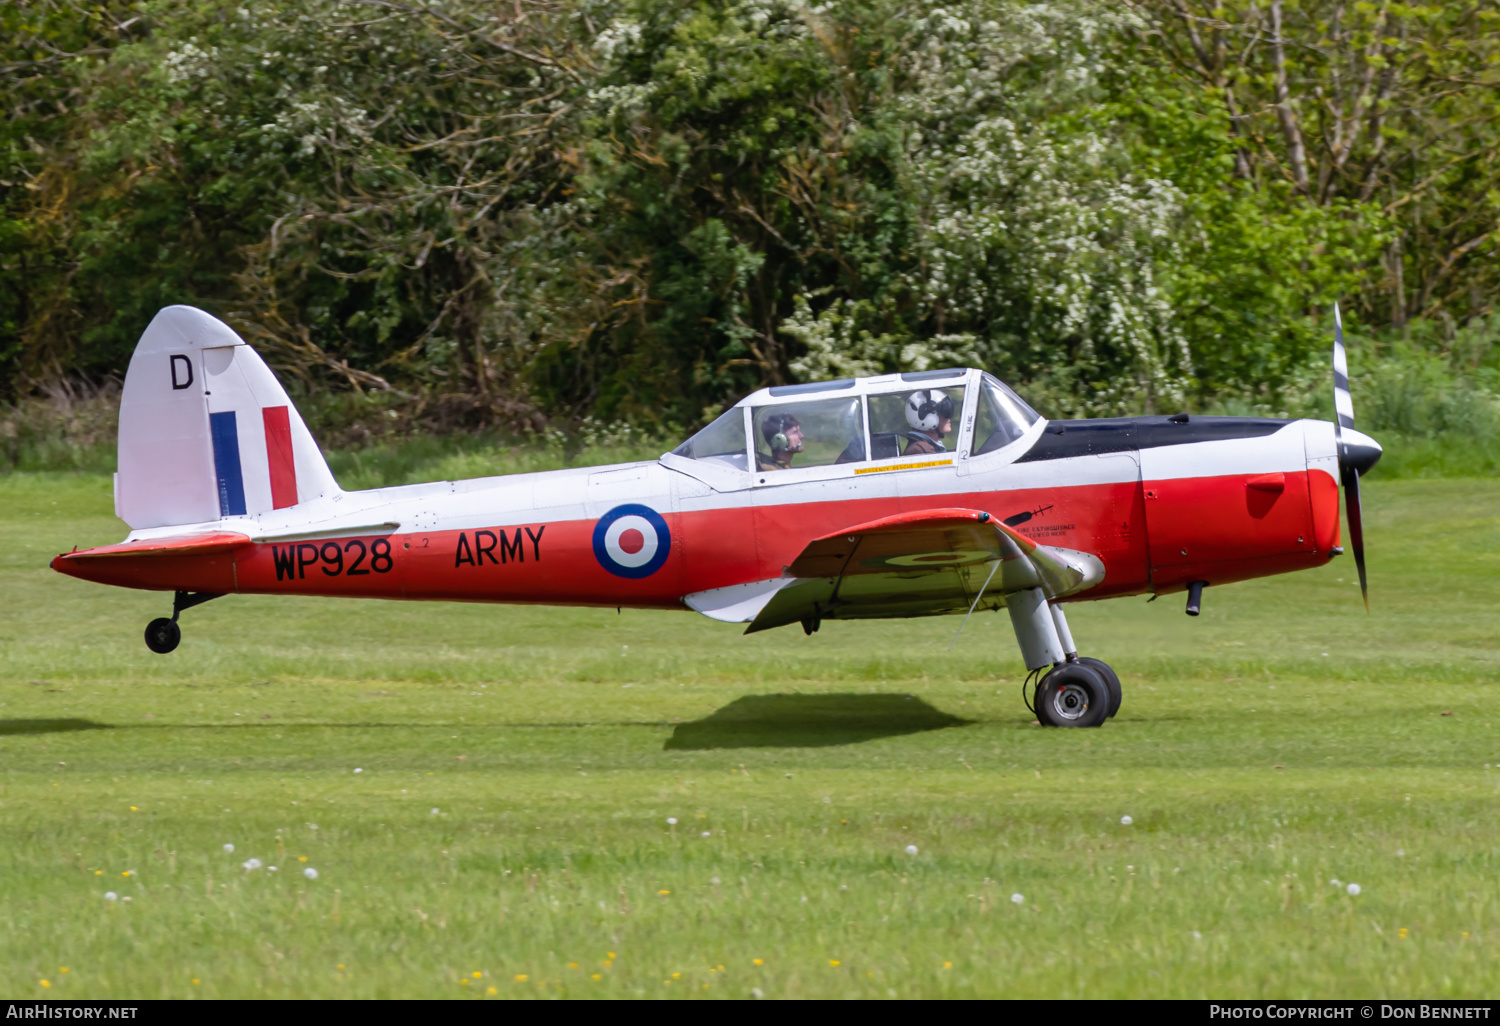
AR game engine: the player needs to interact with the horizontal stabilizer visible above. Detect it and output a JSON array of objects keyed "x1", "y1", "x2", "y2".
[
  {"x1": 53, "y1": 532, "x2": 253, "y2": 562},
  {"x1": 51, "y1": 531, "x2": 251, "y2": 592}
]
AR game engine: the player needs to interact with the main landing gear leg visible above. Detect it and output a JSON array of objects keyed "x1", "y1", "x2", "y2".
[
  {"x1": 1006, "y1": 588, "x2": 1118, "y2": 728},
  {"x1": 1052, "y1": 603, "x2": 1122, "y2": 720},
  {"x1": 144, "y1": 590, "x2": 224, "y2": 655}
]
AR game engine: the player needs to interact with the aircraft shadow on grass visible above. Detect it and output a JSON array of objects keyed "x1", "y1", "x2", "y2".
[
  {"x1": 0, "y1": 718, "x2": 113, "y2": 736},
  {"x1": 664, "y1": 693, "x2": 968, "y2": 750}
]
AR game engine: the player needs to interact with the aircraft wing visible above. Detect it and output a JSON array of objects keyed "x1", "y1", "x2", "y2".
[{"x1": 685, "y1": 508, "x2": 1105, "y2": 633}]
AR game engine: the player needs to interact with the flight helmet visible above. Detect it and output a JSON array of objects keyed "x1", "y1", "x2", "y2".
[{"x1": 905, "y1": 389, "x2": 955, "y2": 433}]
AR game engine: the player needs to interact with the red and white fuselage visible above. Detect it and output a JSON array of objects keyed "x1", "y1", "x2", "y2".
[{"x1": 53, "y1": 309, "x2": 1349, "y2": 620}]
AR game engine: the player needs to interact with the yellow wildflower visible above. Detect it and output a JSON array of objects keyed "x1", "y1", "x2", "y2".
[
  {"x1": 40, "y1": 980, "x2": 50, "y2": 989},
  {"x1": 514, "y1": 974, "x2": 528, "y2": 982}
]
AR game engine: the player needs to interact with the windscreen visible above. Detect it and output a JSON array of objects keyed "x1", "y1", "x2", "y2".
[
  {"x1": 974, "y1": 373, "x2": 1040, "y2": 454},
  {"x1": 672, "y1": 406, "x2": 749, "y2": 470}
]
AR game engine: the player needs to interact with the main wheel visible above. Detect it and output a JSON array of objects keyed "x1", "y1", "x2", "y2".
[
  {"x1": 144, "y1": 617, "x2": 181, "y2": 655},
  {"x1": 1077, "y1": 657, "x2": 1122, "y2": 718},
  {"x1": 1035, "y1": 662, "x2": 1109, "y2": 728}
]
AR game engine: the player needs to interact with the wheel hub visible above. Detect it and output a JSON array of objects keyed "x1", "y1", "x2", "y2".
[{"x1": 1049, "y1": 682, "x2": 1089, "y2": 722}]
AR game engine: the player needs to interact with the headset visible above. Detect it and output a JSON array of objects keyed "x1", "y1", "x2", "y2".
[{"x1": 762, "y1": 413, "x2": 804, "y2": 452}]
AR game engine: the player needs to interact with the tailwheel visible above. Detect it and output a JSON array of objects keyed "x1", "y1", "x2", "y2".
[
  {"x1": 144, "y1": 617, "x2": 181, "y2": 655},
  {"x1": 1076, "y1": 657, "x2": 1122, "y2": 718},
  {"x1": 1035, "y1": 662, "x2": 1109, "y2": 728}
]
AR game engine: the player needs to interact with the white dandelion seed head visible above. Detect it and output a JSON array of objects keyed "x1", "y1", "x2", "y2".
[
  {"x1": 905, "y1": 844, "x2": 918, "y2": 856},
  {"x1": 353, "y1": 768, "x2": 362, "y2": 774},
  {"x1": 666, "y1": 817, "x2": 677, "y2": 825},
  {"x1": 223, "y1": 843, "x2": 235, "y2": 853},
  {"x1": 1330, "y1": 878, "x2": 1342, "y2": 887},
  {"x1": 304, "y1": 867, "x2": 319, "y2": 880},
  {"x1": 430, "y1": 808, "x2": 439, "y2": 816},
  {"x1": 1346, "y1": 882, "x2": 1361, "y2": 896},
  {"x1": 104, "y1": 892, "x2": 118, "y2": 901},
  {"x1": 122, "y1": 896, "x2": 132, "y2": 902},
  {"x1": 701, "y1": 831, "x2": 711, "y2": 838},
  {"x1": 711, "y1": 877, "x2": 720, "y2": 885},
  {"x1": 242, "y1": 858, "x2": 262, "y2": 871},
  {"x1": 268, "y1": 866, "x2": 278, "y2": 872},
  {"x1": 1120, "y1": 815, "x2": 1133, "y2": 825},
  {"x1": 1011, "y1": 893, "x2": 1024, "y2": 904}
]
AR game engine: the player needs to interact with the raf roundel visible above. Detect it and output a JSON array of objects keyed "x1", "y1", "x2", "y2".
[{"x1": 593, "y1": 504, "x2": 671, "y2": 579}]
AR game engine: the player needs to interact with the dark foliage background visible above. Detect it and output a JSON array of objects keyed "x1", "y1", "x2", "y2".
[{"x1": 3, "y1": 0, "x2": 1499, "y2": 445}]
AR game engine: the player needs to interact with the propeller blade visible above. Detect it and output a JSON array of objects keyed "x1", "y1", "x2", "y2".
[
  {"x1": 1331, "y1": 302, "x2": 1374, "y2": 612},
  {"x1": 1332, "y1": 303, "x2": 1355, "y2": 436},
  {"x1": 1343, "y1": 470, "x2": 1368, "y2": 612}
]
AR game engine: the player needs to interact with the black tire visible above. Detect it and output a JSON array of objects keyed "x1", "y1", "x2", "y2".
[
  {"x1": 144, "y1": 617, "x2": 180, "y2": 655},
  {"x1": 1035, "y1": 662, "x2": 1109, "y2": 728},
  {"x1": 1077, "y1": 657, "x2": 1122, "y2": 718}
]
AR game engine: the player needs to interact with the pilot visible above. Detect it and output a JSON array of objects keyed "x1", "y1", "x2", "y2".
[
  {"x1": 758, "y1": 412, "x2": 804, "y2": 471},
  {"x1": 903, "y1": 389, "x2": 955, "y2": 455}
]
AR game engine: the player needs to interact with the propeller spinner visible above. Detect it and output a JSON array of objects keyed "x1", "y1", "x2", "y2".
[{"x1": 1331, "y1": 303, "x2": 1382, "y2": 610}]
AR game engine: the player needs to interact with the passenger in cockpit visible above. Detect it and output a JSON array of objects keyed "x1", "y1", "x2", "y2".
[{"x1": 757, "y1": 412, "x2": 804, "y2": 471}]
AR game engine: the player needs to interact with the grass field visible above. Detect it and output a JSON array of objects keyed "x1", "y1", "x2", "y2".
[{"x1": 1, "y1": 471, "x2": 1497, "y2": 999}]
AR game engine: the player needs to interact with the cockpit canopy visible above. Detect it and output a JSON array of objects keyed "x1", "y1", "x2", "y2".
[{"x1": 670, "y1": 368, "x2": 1040, "y2": 475}]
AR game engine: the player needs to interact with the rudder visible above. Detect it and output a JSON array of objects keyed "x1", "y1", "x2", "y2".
[{"x1": 116, "y1": 306, "x2": 338, "y2": 529}]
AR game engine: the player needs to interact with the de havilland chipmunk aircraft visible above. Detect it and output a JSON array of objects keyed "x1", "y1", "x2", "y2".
[{"x1": 52, "y1": 305, "x2": 1382, "y2": 728}]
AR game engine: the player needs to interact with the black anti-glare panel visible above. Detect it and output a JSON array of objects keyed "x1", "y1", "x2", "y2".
[{"x1": 1015, "y1": 416, "x2": 1288, "y2": 462}]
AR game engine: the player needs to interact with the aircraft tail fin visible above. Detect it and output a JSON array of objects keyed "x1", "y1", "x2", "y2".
[{"x1": 115, "y1": 306, "x2": 339, "y2": 530}]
